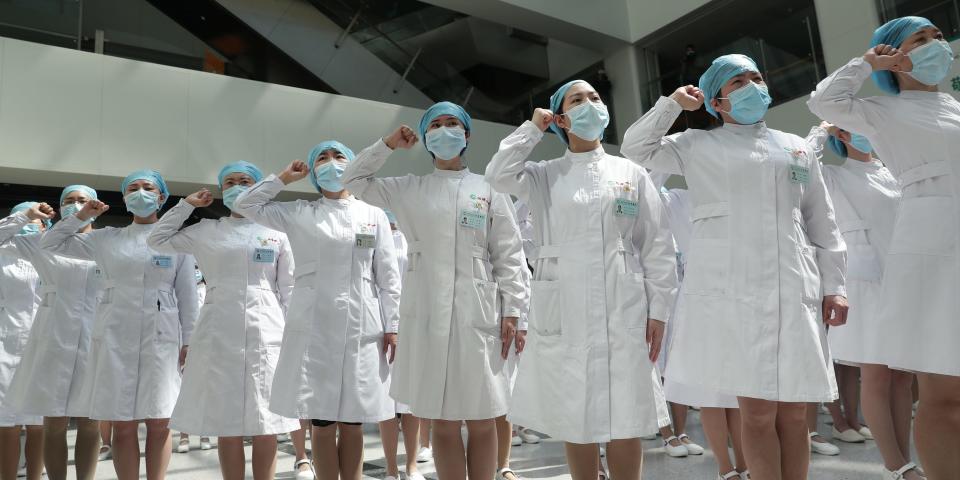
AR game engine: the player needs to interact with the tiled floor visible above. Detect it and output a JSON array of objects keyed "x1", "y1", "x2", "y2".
[{"x1": 70, "y1": 410, "x2": 902, "y2": 479}]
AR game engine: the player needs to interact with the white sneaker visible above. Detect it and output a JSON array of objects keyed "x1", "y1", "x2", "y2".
[
  {"x1": 809, "y1": 433, "x2": 839, "y2": 456},
  {"x1": 678, "y1": 434, "x2": 704, "y2": 455},
  {"x1": 517, "y1": 428, "x2": 541, "y2": 444},
  {"x1": 511, "y1": 433, "x2": 522, "y2": 446},
  {"x1": 416, "y1": 446, "x2": 432, "y2": 463},
  {"x1": 294, "y1": 459, "x2": 315, "y2": 480},
  {"x1": 176, "y1": 438, "x2": 190, "y2": 453},
  {"x1": 98, "y1": 445, "x2": 112, "y2": 461},
  {"x1": 200, "y1": 437, "x2": 212, "y2": 450},
  {"x1": 831, "y1": 427, "x2": 866, "y2": 443},
  {"x1": 663, "y1": 436, "x2": 689, "y2": 457}
]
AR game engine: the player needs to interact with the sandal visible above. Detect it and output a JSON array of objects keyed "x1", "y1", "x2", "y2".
[
  {"x1": 887, "y1": 462, "x2": 923, "y2": 479},
  {"x1": 718, "y1": 471, "x2": 740, "y2": 480},
  {"x1": 497, "y1": 467, "x2": 521, "y2": 480}
]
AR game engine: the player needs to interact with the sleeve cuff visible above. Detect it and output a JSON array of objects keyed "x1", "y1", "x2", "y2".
[{"x1": 518, "y1": 120, "x2": 545, "y2": 140}]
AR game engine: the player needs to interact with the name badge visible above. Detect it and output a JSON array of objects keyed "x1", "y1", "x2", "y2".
[
  {"x1": 614, "y1": 198, "x2": 639, "y2": 216},
  {"x1": 789, "y1": 164, "x2": 810, "y2": 185},
  {"x1": 253, "y1": 248, "x2": 275, "y2": 263},
  {"x1": 152, "y1": 255, "x2": 173, "y2": 268},
  {"x1": 355, "y1": 233, "x2": 376, "y2": 249},
  {"x1": 459, "y1": 209, "x2": 486, "y2": 229}
]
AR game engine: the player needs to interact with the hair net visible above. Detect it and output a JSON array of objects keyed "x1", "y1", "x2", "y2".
[
  {"x1": 217, "y1": 161, "x2": 263, "y2": 188},
  {"x1": 307, "y1": 141, "x2": 355, "y2": 192},
  {"x1": 121, "y1": 169, "x2": 170, "y2": 208}
]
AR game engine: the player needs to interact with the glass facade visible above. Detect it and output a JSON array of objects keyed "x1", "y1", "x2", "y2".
[{"x1": 877, "y1": 0, "x2": 960, "y2": 40}]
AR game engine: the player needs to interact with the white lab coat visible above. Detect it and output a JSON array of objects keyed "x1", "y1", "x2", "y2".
[
  {"x1": 0, "y1": 233, "x2": 41, "y2": 427},
  {"x1": 148, "y1": 200, "x2": 301, "y2": 436},
  {"x1": 0, "y1": 213, "x2": 102, "y2": 418},
  {"x1": 486, "y1": 121, "x2": 677, "y2": 443},
  {"x1": 806, "y1": 126, "x2": 902, "y2": 366},
  {"x1": 342, "y1": 140, "x2": 529, "y2": 421},
  {"x1": 622, "y1": 96, "x2": 847, "y2": 402},
  {"x1": 808, "y1": 58, "x2": 960, "y2": 376},
  {"x1": 388, "y1": 229, "x2": 412, "y2": 415},
  {"x1": 41, "y1": 215, "x2": 198, "y2": 420},
  {"x1": 234, "y1": 176, "x2": 400, "y2": 423}
]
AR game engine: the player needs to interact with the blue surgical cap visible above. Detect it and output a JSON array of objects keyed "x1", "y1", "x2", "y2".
[
  {"x1": 418, "y1": 102, "x2": 472, "y2": 152},
  {"x1": 120, "y1": 169, "x2": 170, "y2": 208},
  {"x1": 827, "y1": 136, "x2": 848, "y2": 158},
  {"x1": 699, "y1": 54, "x2": 761, "y2": 118},
  {"x1": 60, "y1": 185, "x2": 98, "y2": 206},
  {"x1": 548, "y1": 79, "x2": 589, "y2": 145},
  {"x1": 11, "y1": 201, "x2": 52, "y2": 228},
  {"x1": 870, "y1": 16, "x2": 935, "y2": 94},
  {"x1": 217, "y1": 161, "x2": 263, "y2": 188},
  {"x1": 307, "y1": 141, "x2": 355, "y2": 192}
]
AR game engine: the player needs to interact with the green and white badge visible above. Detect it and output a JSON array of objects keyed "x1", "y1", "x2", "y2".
[
  {"x1": 614, "y1": 198, "x2": 639, "y2": 216},
  {"x1": 253, "y1": 248, "x2": 275, "y2": 263},
  {"x1": 459, "y1": 209, "x2": 486, "y2": 229}
]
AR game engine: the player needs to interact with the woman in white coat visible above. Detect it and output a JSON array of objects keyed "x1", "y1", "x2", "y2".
[
  {"x1": 807, "y1": 15, "x2": 960, "y2": 478},
  {"x1": 40, "y1": 170, "x2": 198, "y2": 480},
  {"x1": 485, "y1": 80, "x2": 677, "y2": 480},
  {"x1": 2, "y1": 187, "x2": 104, "y2": 480},
  {"x1": 341, "y1": 102, "x2": 528, "y2": 480},
  {"x1": 147, "y1": 161, "x2": 300, "y2": 480},
  {"x1": 621, "y1": 55, "x2": 848, "y2": 480},
  {"x1": 233, "y1": 141, "x2": 401, "y2": 480},
  {"x1": 0, "y1": 202, "x2": 45, "y2": 480}
]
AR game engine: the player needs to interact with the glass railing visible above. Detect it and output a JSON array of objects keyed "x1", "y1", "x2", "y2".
[{"x1": 878, "y1": 0, "x2": 960, "y2": 40}]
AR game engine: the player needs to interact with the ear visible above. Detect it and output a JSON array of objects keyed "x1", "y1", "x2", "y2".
[
  {"x1": 710, "y1": 98, "x2": 722, "y2": 112},
  {"x1": 159, "y1": 194, "x2": 167, "y2": 205},
  {"x1": 465, "y1": 130, "x2": 471, "y2": 141},
  {"x1": 555, "y1": 112, "x2": 569, "y2": 130}
]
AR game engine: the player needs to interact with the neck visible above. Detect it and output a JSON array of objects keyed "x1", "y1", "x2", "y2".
[
  {"x1": 77, "y1": 224, "x2": 94, "y2": 234},
  {"x1": 567, "y1": 134, "x2": 602, "y2": 154},
  {"x1": 435, "y1": 157, "x2": 464, "y2": 171},
  {"x1": 322, "y1": 189, "x2": 350, "y2": 200},
  {"x1": 847, "y1": 150, "x2": 873, "y2": 162},
  {"x1": 897, "y1": 73, "x2": 939, "y2": 92},
  {"x1": 132, "y1": 213, "x2": 158, "y2": 224}
]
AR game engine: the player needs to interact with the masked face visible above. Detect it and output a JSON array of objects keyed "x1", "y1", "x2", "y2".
[
  {"x1": 562, "y1": 101, "x2": 610, "y2": 142},
  {"x1": 61, "y1": 202, "x2": 95, "y2": 227},
  {"x1": 313, "y1": 161, "x2": 347, "y2": 192},
  {"x1": 906, "y1": 39, "x2": 955, "y2": 85},
  {"x1": 221, "y1": 185, "x2": 249, "y2": 211},
  {"x1": 425, "y1": 126, "x2": 467, "y2": 161},
  {"x1": 124, "y1": 189, "x2": 160, "y2": 217},
  {"x1": 848, "y1": 133, "x2": 873, "y2": 154},
  {"x1": 717, "y1": 81, "x2": 772, "y2": 124}
]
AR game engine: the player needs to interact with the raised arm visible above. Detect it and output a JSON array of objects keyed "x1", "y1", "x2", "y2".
[
  {"x1": 39, "y1": 208, "x2": 102, "y2": 261},
  {"x1": 341, "y1": 139, "x2": 416, "y2": 211},
  {"x1": 233, "y1": 163, "x2": 305, "y2": 233},
  {"x1": 174, "y1": 253, "x2": 200, "y2": 346},
  {"x1": 621, "y1": 87, "x2": 703, "y2": 175},
  {"x1": 0, "y1": 211, "x2": 44, "y2": 259},
  {"x1": 805, "y1": 122, "x2": 832, "y2": 161},
  {"x1": 147, "y1": 192, "x2": 212, "y2": 254},
  {"x1": 485, "y1": 110, "x2": 554, "y2": 200}
]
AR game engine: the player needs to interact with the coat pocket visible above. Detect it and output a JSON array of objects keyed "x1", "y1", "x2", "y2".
[
  {"x1": 616, "y1": 273, "x2": 649, "y2": 331},
  {"x1": 797, "y1": 244, "x2": 822, "y2": 302},
  {"x1": 682, "y1": 239, "x2": 729, "y2": 296},
  {"x1": 156, "y1": 290, "x2": 181, "y2": 343},
  {"x1": 473, "y1": 279, "x2": 500, "y2": 331},
  {"x1": 529, "y1": 280, "x2": 562, "y2": 336}
]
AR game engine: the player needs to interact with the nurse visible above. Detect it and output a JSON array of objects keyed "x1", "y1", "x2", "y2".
[
  {"x1": 341, "y1": 102, "x2": 528, "y2": 480},
  {"x1": 0, "y1": 202, "x2": 45, "y2": 480},
  {"x1": 147, "y1": 161, "x2": 300, "y2": 480},
  {"x1": 621, "y1": 55, "x2": 848, "y2": 480},
  {"x1": 485, "y1": 80, "x2": 677, "y2": 480},
  {"x1": 807, "y1": 15, "x2": 960, "y2": 479},
  {"x1": 40, "y1": 170, "x2": 199, "y2": 480},
  {"x1": 2, "y1": 187, "x2": 104, "y2": 480},
  {"x1": 233, "y1": 141, "x2": 401, "y2": 480}
]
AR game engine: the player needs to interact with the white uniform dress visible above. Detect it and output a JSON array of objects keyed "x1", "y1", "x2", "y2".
[
  {"x1": 805, "y1": 125, "x2": 902, "y2": 366},
  {"x1": 0, "y1": 233, "x2": 41, "y2": 427},
  {"x1": 234, "y1": 176, "x2": 401, "y2": 423},
  {"x1": 486, "y1": 121, "x2": 677, "y2": 443},
  {"x1": 808, "y1": 57, "x2": 960, "y2": 376},
  {"x1": 41, "y1": 215, "x2": 198, "y2": 420},
  {"x1": 342, "y1": 140, "x2": 529, "y2": 421},
  {"x1": 389, "y1": 229, "x2": 412, "y2": 415},
  {"x1": 0, "y1": 213, "x2": 102, "y2": 418},
  {"x1": 148, "y1": 200, "x2": 301, "y2": 436},
  {"x1": 621, "y1": 96, "x2": 847, "y2": 403}
]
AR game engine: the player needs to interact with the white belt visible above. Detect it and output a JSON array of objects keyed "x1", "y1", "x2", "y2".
[{"x1": 899, "y1": 161, "x2": 951, "y2": 188}]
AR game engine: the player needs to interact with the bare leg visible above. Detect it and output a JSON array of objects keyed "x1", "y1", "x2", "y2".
[
  {"x1": 43, "y1": 417, "x2": 69, "y2": 480},
  {"x1": 606, "y1": 438, "x2": 642, "y2": 480},
  {"x1": 292, "y1": 420, "x2": 310, "y2": 475},
  {"x1": 776, "y1": 402, "x2": 809, "y2": 480},
  {"x1": 251, "y1": 435, "x2": 277, "y2": 480},
  {"x1": 838, "y1": 365, "x2": 862, "y2": 430},
  {"x1": 379, "y1": 418, "x2": 401, "y2": 477},
  {"x1": 144, "y1": 419, "x2": 172, "y2": 480},
  {"x1": 20, "y1": 425, "x2": 42, "y2": 480},
  {"x1": 311, "y1": 423, "x2": 339, "y2": 480},
  {"x1": 465, "y1": 419, "x2": 497, "y2": 480},
  {"x1": 217, "y1": 436, "x2": 246, "y2": 480},
  {"x1": 111, "y1": 421, "x2": 140, "y2": 480},
  {"x1": 432, "y1": 419, "x2": 466, "y2": 480},
  {"x1": 337, "y1": 424, "x2": 364, "y2": 480},
  {"x1": 74, "y1": 417, "x2": 101, "y2": 480},
  {"x1": 701, "y1": 407, "x2": 735, "y2": 474},
  {"x1": 806, "y1": 403, "x2": 833, "y2": 446},
  {"x1": 671, "y1": 403, "x2": 689, "y2": 436},
  {"x1": 727, "y1": 409, "x2": 747, "y2": 472},
  {"x1": 0, "y1": 426, "x2": 22, "y2": 480},
  {"x1": 400, "y1": 414, "x2": 421, "y2": 475},
  {"x1": 914, "y1": 372, "x2": 960, "y2": 479},
  {"x1": 99, "y1": 421, "x2": 112, "y2": 456},
  {"x1": 419, "y1": 419, "x2": 431, "y2": 449},
  {"x1": 860, "y1": 364, "x2": 921, "y2": 477},
  {"x1": 494, "y1": 416, "x2": 515, "y2": 474},
  {"x1": 563, "y1": 443, "x2": 599, "y2": 480},
  {"x1": 738, "y1": 397, "x2": 781, "y2": 480},
  {"x1": 889, "y1": 371, "x2": 916, "y2": 462}
]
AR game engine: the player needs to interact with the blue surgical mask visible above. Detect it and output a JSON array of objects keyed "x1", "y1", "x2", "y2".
[
  {"x1": 849, "y1": 133, "x2": 873, "y2": 154},
  {"x1": 425, "y1": 127, "x2": 467, "y2": 161},
  {"x1": 221, "y1": 185, "x2": 249, "y2": 211},
  {"x1": 18, "y1": 223, "x2": 41, "y2": 236},
  {"x1": 61, "y1": 202, "x2": 95, "y2": 227},
  {"x1": 718, "y1": 82, "x2": 772, "y2": 124},
  {"x1": 313, "y1": 161, "x2": 346, "y2": 192},
  {"x1": 907, "y1": 40, "x2": 954, "y2": 86},
  {"x1": 563, "y1": 101, "x2": 610, "y2": 141},
  {"x1": 124, "y1": 189, "x2": 160, "y2": 217}
]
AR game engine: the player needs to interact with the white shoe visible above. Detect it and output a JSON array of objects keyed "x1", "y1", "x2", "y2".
[
  {"x1": 663, "y1": 436, "x2": 689, "y2": 457},
  {"x1": 887, "y1": 461, "x2": 922, "y2": 479},
  {"x1": 98, "y1": 445, "x2": 112, "y2": 461},
  {"x1": 718, "y1": 471, "x2": 740, "y2": 480},
  {"x1": 407, "y1": 472, "x2": 426, "y2": 480},
  {"x1": 857, "y1": 426, "x2": 874, "y2": 440},
  {"x1": 678, "y1": 434, "x2": 704, "y2": 455},
  {"x1": 517, "y1": 427, "x2": 541, "y2": 444},
  {"x1": 176, "y1": 439, "x2": 190, "y2": 453},
  {"x1": 294, "y1": 459, "x2": 315, "y2": 480},
  {"x1": 831, "y1": 426, "x2": 866, "y2": 443},
  {"x1": 416, "y1": 446, "x2": 432, "y2": 463},
  {"x1": 497, "y1": 467, "x2": 521, "y2": 480},
  {"x1": 511, "y1": 433, "x2": 522, "y2": 446},
  {"x1": 277, "y1": 432, "x2": 291, "y2": 443},
  {"x1": 809, "y1": 433, "x2": 839, "y2": 456},
  {"x1": 200, "y1": 437, "x2": 212, "y2": 450}
]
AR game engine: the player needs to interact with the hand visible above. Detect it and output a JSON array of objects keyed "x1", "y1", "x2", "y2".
[
  {"x1": 185, "y1": 188, "x2": 214, "y2": 208},
  {"x1": 77, "y1": 200, "x2": 109, "y2": 221},
  {"x1": 179, "y1": 346, "x2": 189, "y2": 370},
  {"x1": 670, "y1": 85, "x2": 704, "y2": 111},
  {"x1": 531, "y1": 108, "x2": 555, "y2": 132},
  {"x1": 500, "y1": 316, "x2": 518, "y2": 359},
  {"x1": 864, "y1": 44, "x2": 911, "y2": 72},
  {"x1": 27, "y1": 202, "x2": 56, "y2": 222},
  {"x1": 515, "y1": 330, "x2": 527, "y2": 354},
  {"x1": 822, "y1": 295, "x2": 849, "y2": 327},
  {"x1": 819, "y1": 121, "x2": 840, "y2": 137},
  {"x1": 278, "y1": 160, "x2": 310, "y2": 185},
  {"x1": 383, "y1": 333, "x2": 398, "y2": 364},
  {"x1": 645, "y1": 319, "x2": 666, "y2": 363},
  {"x1": 383, "y1": 125, "x2": 418, "y2": 150}
]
